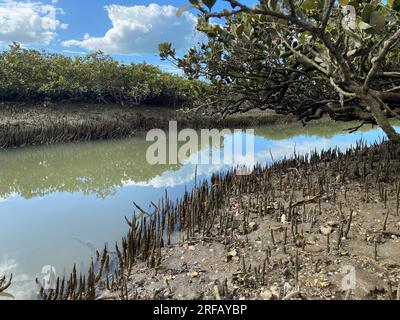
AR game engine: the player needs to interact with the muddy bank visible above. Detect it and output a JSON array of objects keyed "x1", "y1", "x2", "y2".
[
  {"x1": 38, "y1": 140, "x2": 400, "y2": 300},
  {"x1": 0, "y1": 103, "x2": 294, "y2": 149}
]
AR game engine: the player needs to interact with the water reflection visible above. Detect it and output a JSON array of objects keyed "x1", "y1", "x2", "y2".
[
  {"x1": 0, "y1": 120, "x2": 398, "y2": 299},
  {"x1": 0, "y1": 128, "x2": 234, "y2": 199},
  {"x1": 0, "y1": 137, "x2": 178, "y2": 199},
  {"x1": 0, "y1": 121, "x2": 387, "y2": 200}
]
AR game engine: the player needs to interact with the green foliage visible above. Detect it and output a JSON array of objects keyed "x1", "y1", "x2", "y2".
[
  {"x1": 0, "y1": 43, "x2": 207, "y2": 107},
  {"x1": 160, "y1": 0, "x2": 400, "y2": 138}
]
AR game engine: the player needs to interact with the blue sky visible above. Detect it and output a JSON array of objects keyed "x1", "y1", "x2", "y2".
[{"x1": 0, "y1": 0, "x2": 256, "y2": 71}]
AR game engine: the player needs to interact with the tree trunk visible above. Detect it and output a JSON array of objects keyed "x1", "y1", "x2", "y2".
[{"x1": 360, "y1": 92, "x2": 400, "y2": 143}]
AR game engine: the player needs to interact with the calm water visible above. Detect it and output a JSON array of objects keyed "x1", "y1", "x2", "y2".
[{"x1": 0, "y1": 121, "x2": 398, "y2": 299}]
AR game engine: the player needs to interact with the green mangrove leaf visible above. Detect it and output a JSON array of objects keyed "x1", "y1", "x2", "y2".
[
  {"x1": 369, "y1": 11, "x2": 385, "y2": 31},
  {"x1": 236, "y1": 23, "x2": 245, "y2": 36},
  {"x1": 347, "y1": 49, "x2": 357, "y2": 57},
  {"x1": 345, "y1": 29, "x2": 362, "y2": 47},
  {"x1": 158, "y1": 42, "x2": 172, "y2": 53},
  {"x1": 392, "y1": 0, "x2": 400, "y2": 11},
  {"x1": 358, "y1": 21, "x2": 372, "y2": 31},
  {"x1": 387, "y1": 0, "x2": 400, "y2": 8},
  {"x1": 269, "y1": 0, "x2": 279, "y2": 11},
  {"x1": 302, "y1": 0, "x2": 322, "y2": 10},
  {"x1": 361, "y1": 4, "x2": 374, "y2": 23},
  {"x1": 348, "y1": 1, "x2": 361, "y2": 10}
]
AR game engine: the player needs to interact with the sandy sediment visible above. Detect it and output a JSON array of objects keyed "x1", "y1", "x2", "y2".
[{"x1": 39, "y1": 140, "x2": 400, "y2": 300}]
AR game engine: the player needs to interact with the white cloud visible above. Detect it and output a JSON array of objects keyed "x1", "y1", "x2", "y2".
[
  {"x1": 0, "y1": 0, "x2": 66, "y2": 45},
  {"x1": 62, "y1": 3, "x2": 198, "y2": 55}
]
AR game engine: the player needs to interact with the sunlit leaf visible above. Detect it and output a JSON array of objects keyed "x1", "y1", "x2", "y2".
[
  {"x1": 302, "y1": 0, "x2": 322, "y2": 10},
  {"x1": 347, "y1": 49, "x2": 357, "y2": 57},
  {"x1": 269, "y1": 0, "x2": 279, "y2": 11},
  {"x1": 358, "y1": 21, "x2": 372, "y2": 31}
]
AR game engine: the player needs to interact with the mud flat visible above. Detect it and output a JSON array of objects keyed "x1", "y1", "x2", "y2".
[
  {"x1": 0, "y1": 103, "x2": 294, "y2": 149},
  {"x1": 39, "y1": 140, "x2": 400, "y2": 300}
]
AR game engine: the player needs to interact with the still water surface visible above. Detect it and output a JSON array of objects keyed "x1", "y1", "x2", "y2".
[{"x1": 0, "y1": 121, "x2": 398, "y2": 299}]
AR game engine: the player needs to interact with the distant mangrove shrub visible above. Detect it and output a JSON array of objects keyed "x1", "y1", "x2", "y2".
[{"x1": 0, "y1": 43, "x2": 208, "y2": 107}]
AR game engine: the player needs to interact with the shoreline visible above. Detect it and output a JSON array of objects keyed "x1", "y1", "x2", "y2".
[
  {"x1": 38, "y1": 140, "x2": 400, "y2": 300},
  {"x1": 0, "y1": 103, "x2": 295, "y2": 149}
]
